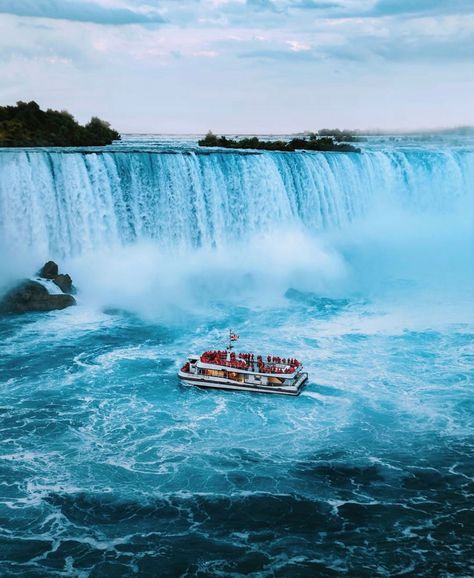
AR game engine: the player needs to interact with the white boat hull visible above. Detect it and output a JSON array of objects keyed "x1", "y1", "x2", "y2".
[{"x1": 179, "y1": 371, "x2": 308, "y2": 396}]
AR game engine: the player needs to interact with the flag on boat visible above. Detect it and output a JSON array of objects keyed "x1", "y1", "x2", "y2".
[{"x1": 230, "y1": 332, "x2": 239, "y2": 341}]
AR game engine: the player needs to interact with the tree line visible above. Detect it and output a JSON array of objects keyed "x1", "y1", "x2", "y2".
[
  {"x1": 0, "y1": 101, "x2": 120, "y2": 147},
  {"x1": 198, "y1": 131, "x2": 360, "y2": 152}
]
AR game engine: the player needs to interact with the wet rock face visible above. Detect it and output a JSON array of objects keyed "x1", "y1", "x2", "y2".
[
  {"x1": 0, "y1": 280, "x2": 75, "y2": 313},
  {"x1": 38, "y1": 260, "x2": 59, "y2": 279},
  {"x1": 38, "y1": 261, "x2": 76, "y2": 294},
  {"x1": 0, "y1": 261, "x2": 77, "y2": 314},
  {"x1": 53, "y1": 273, "x2": 74, "y2": 294}
]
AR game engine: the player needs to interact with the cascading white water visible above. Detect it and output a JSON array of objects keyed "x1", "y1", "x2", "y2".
[{"x1": 0, "y1": 148, "x2": 472, "y2": 260}]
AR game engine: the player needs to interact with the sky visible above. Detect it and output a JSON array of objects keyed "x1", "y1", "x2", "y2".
[{"x1": 0, "y1": 0, "x2": 473, "y2": 133}]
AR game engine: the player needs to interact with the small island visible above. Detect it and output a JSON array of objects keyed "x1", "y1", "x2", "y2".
[
  {"x1": 198, "y1": 131, "x2": 360, "y2": 153},
  {"x1": 0, "y1": 101, "x2": 120, "y2": 147}
]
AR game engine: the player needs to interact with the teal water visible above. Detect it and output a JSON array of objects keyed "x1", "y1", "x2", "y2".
[{"x1": 0, "y1": 137, "x2": 473, "y2": 576}]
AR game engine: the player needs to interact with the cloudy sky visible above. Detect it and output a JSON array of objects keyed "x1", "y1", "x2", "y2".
[{"x1": 0, "y1": 0, "x2": 473, "y2": 132}]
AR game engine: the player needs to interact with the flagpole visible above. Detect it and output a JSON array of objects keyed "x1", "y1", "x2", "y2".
[{"x1": 227, "y1": 330, "x2": 239, "y2": 357}]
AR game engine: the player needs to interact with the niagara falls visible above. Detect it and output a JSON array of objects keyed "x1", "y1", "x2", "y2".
[{"x1": 1, "y1": 1, "x2": 473, "y2": 577}]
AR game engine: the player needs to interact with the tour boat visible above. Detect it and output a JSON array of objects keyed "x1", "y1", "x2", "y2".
[{"x1": 178, "y1": 331, "x2": 308, "y2": 396}]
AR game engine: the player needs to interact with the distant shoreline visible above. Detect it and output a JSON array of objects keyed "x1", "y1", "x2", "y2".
[
  {"x1": 197, "y1": 131, "x2": 360, "y2": 153},
  {"x1": 118, "y1": 127, "x2": 474, "y2": 137}
]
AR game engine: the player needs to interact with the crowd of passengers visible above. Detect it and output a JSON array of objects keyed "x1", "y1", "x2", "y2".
[{"x1": 199, "y1": 350, "x2": 301, "y2": 374}]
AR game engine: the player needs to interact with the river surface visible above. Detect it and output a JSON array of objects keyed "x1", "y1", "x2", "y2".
[{"x1": 0, "y1": 135, "x2": 473, "y2": 577}]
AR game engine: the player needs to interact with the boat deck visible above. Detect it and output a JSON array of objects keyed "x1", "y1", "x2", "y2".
[{"x1": 179, "y1": 349, "x2": 308, "y2": 396}]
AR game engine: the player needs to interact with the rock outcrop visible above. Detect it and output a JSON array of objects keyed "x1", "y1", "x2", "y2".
[
  {"x1": 38, "y1": 260, "x2": 58, "y2": 279},
  {"x1": 38, "y1": 261, "x2": 76, "y2": 294},
  {"x1": 53, "y1": 274, "x2": 74, "y2": 294},
  {"x1": 0, "y1": 280, "x2": 75, "y2": 313},
  {"x1": 0, "y1": 261, "x2": 76, "y2": 314}
]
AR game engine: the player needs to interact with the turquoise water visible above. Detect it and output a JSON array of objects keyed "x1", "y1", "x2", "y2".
[{"x1": 0, "y1": 137, "x2": 473, "y2": 576}]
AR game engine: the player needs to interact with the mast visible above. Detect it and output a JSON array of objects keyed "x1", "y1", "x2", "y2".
[
  {"x1": 226, "y1": 329, "x2": 239, "y2": 359},
  {"x1": 227, "y1": 329, "x2": 234, "y2": 356}
]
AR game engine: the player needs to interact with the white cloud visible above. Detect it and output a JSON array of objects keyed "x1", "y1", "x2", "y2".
[
  {"x1": 286, "y1": 39, "x2": 311, "y2": 51},
  {"x1": 0, "y1": 0, "x2": 165, "y2": 25},
  {"x1": 0, "y1": 0, "x2": 473, "y2": 131}
]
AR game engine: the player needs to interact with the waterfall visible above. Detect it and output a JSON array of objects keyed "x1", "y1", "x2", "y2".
[{"x1": 0, "y1": 149, "x2": 472, "y2": 259}]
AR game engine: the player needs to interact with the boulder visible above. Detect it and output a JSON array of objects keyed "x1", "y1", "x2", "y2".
[
  {"x1": 38, "y1": 260, "x2": 59, "y2": 279},
  {"x1": 37, "y1": 261, "x2": 76, "y2": 294},
  {"x1": 0, "y1": 280, "x2": 76, "y2": 314},
  {"x1": 0, "y1": 261, "x2": 77, "y2": 315},
  {"x1": 53, "y1": 273, "x2": 75, "y2": 294}
]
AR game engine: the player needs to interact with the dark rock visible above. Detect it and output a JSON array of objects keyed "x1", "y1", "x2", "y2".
[
  {"x1": 0, "y1": 280, "x2": 76, "y2": 314},
  {"x1": 38, "y1": 261, "x2": 76, "y2": 294},
  {"x1": 1, "y1": 261, "x2": 77, "y2": 315},
  {"x1": 38, "y1": 260, "x2": 59, "y2": 279},
  {"x1": 53, "y1": 274, "x2": 75, "y2": 295}
]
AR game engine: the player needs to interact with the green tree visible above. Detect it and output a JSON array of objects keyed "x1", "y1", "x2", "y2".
[{"x1": 0, "y1": 101, "x2": 121, "y2": 147}]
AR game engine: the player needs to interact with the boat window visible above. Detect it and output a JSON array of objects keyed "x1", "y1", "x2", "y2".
[{"x1": 205, "y1": 368, "x2": 225, "y2": 377}]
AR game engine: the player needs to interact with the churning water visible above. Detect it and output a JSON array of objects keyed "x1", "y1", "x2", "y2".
[{"x1": 0, "y1": 136, "x2": 473, "y2": 576}]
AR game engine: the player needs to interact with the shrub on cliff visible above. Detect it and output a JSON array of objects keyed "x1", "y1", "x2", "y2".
[{"x1": 0, "y1": 101, "x2": 121, "y2": 147}]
